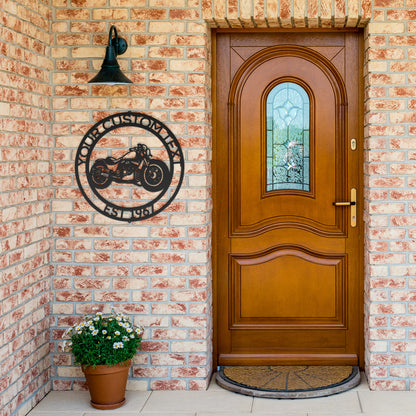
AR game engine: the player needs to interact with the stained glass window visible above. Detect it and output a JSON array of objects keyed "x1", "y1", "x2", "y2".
[{"x1": 266, "y1": 82, "x2": 310, "y2": 192}]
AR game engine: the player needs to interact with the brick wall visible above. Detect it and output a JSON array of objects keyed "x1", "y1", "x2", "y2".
[
  {"x1": 0, "y1": 0, "x2": 53, "y2": 415},
  {"x1": 50, "y1": 0, "x2": 213, "y2": 392},
  {"x1": 363, "y1": 3, "x2": 416, "y2": 391}
]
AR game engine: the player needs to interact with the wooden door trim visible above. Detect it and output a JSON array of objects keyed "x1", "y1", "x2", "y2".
[
  {"x1": 212, "y1": 30, "x2": 365, "y2": 369},
  {"x1": 212, "y1": 29, "x2": 219, "y2": 370}
]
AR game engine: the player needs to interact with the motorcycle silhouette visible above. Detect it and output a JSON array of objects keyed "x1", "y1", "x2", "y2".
[{"x1": 90, "y1": 144, "x2": 170, "y2": 192}]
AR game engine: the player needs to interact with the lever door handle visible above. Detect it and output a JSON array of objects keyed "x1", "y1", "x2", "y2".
[
  {"x1": 332, "y1": 188, "x2": 357, "y2": 227},
  {"x1": 333, "y1": 201, "x2": 356, "y2": 206}
]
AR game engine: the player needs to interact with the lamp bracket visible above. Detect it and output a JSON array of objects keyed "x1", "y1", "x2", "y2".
[
  {"x1": 109, "y1": 25, "x2": 128, "y2": 56},
  {"x1": 114, "y1": 37, "x2": 128, "y2": 55}
]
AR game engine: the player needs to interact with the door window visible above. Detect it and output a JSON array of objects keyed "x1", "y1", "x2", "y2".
[{"x1": 266, "y1": 82, "x2": 310, "y2": 192}]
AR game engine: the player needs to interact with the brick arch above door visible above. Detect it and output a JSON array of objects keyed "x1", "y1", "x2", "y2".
[{"x1": 202, "y1": 0, "x2": 371, "y2": 28}]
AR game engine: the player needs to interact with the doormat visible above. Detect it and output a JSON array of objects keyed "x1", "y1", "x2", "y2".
[{"x1": 216, "y1": 365, "x2": 360, "y2": 399}]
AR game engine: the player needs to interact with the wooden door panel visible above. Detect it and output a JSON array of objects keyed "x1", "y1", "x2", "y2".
[
  {"x1": 231, "y1": 330, "x2": 346, "y2": 350},
  {"x1": 232, "y1": 49, "x2": 346, "y2": 237},
  {"x1": 231, "y1": 228, "x2": 345, "y2": 253},
  {"x1": 215, "y1": 32, "x2": 363, "y2": 367},
  {"x1": 240, "y1": 263, "x2": 337, "y2": 319},
  {"x1": 231, "y1": 249, "x2": 345, "y2": 324}
]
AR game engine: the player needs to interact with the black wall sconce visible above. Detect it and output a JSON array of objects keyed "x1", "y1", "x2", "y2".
[{"x1": 89, "y1": 25, "x2": 132, "y2": 85}]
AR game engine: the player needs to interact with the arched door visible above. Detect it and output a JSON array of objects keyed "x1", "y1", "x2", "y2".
[{"x1": 214, "y1": 32, "x2": 363, "y2": 366}]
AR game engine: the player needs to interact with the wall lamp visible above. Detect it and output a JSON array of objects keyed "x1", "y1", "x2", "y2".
[{"x1": 89, "y1": 25, "x2": 132, "y2": 85}]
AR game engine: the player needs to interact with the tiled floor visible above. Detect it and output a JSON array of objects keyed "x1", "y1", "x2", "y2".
[{"x1": 27, "y1": 373, "x2": 416, "y2": 416}]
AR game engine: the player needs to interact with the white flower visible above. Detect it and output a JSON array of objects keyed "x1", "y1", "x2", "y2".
[
  {"x1": 113, "y1": 342, "x2": 123, "y2": 349},
  {"x1": 62, "y1": 328, "x2": 71, "y2": 338},
  {"x1": 96, "y1": 312, "x2": 102, "y2": 316},
  {"x1": 107, "y1": 336, "x2": 111, "y2": 340},
  {"x1": 135, "y1": 326, "x2": 144, "y2": 336},
  {"x1": 77, "y1": 331, "x2": 82, "y2": 334},
  {"x1": 92, "y1": 330, "x2": 98, "y2": 336},
  {"x1": 116, "y1": 317, "x2": 122, "y2": 321},
  {"x1": 126, "y1": 327, "x2": 133, "y2": 333},
  {"x1": 130, "y1": 334, "x2": 135, "y2": 339},
  {"x1": 122, "y1": 336, "x2": 129, "y2": 342},
  {"x1": 115, "y1": 331, "x2": 120, "y2": 336},
  {"x1": 102, "y1": 330, "x2": 107, "y2": 335},
  {"x1": 89, "y1": 326, "x2": 95, "y2": 331},
  {"x1": 93, "y1": 317, "x2": 99, "y2": 321}
]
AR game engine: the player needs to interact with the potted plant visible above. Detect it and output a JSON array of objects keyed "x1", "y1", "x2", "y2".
[{"x1": 62, "y1": 308, "x2": 144, "y2": 410}]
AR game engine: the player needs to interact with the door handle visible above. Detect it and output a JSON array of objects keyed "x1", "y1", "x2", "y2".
[
  {"x1": 333, "y1": 201, "x2": 355, "y2": 206},
  {"x1": 333, "y1": 188, "x2": 357, "y2": 227}
]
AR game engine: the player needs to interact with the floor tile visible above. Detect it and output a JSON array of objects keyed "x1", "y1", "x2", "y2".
[
  {"x1": 84, "y1": 413, "x2": 139, "y2": 416},
  {"x1": 252, "y1": 391, "x2": 361, "y2": 414},
  {"x1": 359, "y1": 391, "x2": 416, "y2": 415},
  {"x1": 142, "y1": 390, "x2": 253, "y2": 413},
  {"x1": 27, "y1": 391, "x2": 150, "y2": 414},
  {"x1": 27, "y1": 413, "x2": 82, "y2": 416},
  {"x1": 27, "y1": 392, "x2": 91, "y2": 414},
  {"x1": 359, "y1": 413, "x2": 416, "y2": 416},
  {"x1": 207, "y1": 375, "x2": 224, "y2": 391},
  {"x1": 353, "y1": 372, "x2": 369, "y2": 391},
  {"x1": 25, "y1": 374, "x2": 416, "y2": 416},
  {"x1": 198, "y1": 413, "x2": 306, "y2": 416},
  {"x1": 139, "y1": 413, "x2": 195, "y2": 416},
  {"x1": 307, "y1": 414, "x2": 363, "y2": 416},
  {"x1": 197, "y1": 413, "x2": 254, "y2": 416}
]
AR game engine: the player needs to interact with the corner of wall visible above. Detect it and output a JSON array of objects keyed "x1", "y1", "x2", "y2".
[{"x1": 0, "y1": 0, "x2": 54, "y2": 414}]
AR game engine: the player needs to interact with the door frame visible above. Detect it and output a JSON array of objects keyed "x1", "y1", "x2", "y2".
[{"x1": 212, "y1": 28, "x2": 365, "y2": 369}]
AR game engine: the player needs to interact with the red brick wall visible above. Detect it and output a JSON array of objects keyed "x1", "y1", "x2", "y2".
[
  {"x1": 50, "y1": 1, "x2": 212, "y2": 392},
  {"x1": 363, "y1": 7, "x2": 416, "y2": 391},
  {"x1": 0, "y1": 0, "x2": 53, "y2": 414}
]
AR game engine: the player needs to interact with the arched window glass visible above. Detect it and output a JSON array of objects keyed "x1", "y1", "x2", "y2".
[{"x1": 266, "y1": 82, "x2": 310, "y2": 192}]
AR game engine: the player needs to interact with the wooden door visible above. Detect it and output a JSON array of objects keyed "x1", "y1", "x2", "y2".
[{"x1": 214, "y1": 32, "x2": 363, "y2": 366}]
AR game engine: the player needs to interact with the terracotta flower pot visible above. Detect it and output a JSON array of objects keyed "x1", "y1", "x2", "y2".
[{"x1": 82, "y1": 360, "x2": 131, "y2": 410}]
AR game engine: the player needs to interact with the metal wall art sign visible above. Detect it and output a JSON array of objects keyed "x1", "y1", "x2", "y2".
[{"x1": 75, "y1": 111, "x2": 184, "y2": 222}]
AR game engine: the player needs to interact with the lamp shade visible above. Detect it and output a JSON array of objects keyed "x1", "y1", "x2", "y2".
[{"x1": 89, "y1": 26, "x2": 132, "y2": 85}]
